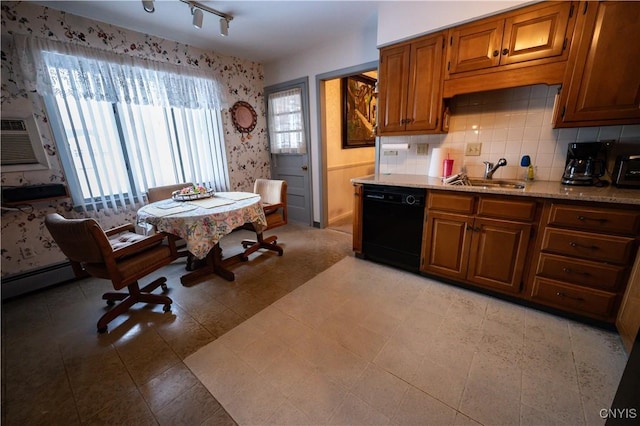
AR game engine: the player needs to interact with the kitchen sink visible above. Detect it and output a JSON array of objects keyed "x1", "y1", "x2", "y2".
[{"x1": 467, "y1": 179, "x2": 526, "y2": 189}]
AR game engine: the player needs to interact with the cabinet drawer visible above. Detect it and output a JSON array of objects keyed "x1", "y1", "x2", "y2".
[
  {"x1": 541, "y1": 228, "x2": 635, "y2": 264},
  {"x1": 477, "y1": 197, "x2": 537, "y2": 222},
  {"x1": 548, "y1": 204, "x2": 640, "y2": 235},
  {"x1": 536, "y1": 253, "x2": 626, "y2": 292},
  {"x1": 531, "y1": 277, "x2": 617, "y2": 319},
  {"x1": 428, "y1": 192, "x2": 475, "y2": 214}
]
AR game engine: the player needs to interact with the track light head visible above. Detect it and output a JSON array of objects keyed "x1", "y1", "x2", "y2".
[
  {"x1": 142, "y1": 0, "x2": 155, "y2": 13},
  {"x1": 192, "y1": 7, "x2": 203, "y2": 29},
  {"x1": 220, "y1": 18, "x2": 229, "y2": 36}
]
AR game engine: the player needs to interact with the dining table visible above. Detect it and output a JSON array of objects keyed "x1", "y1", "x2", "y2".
[{"x1": 136, "y1": 191, "x2": 267, "y2": 285}]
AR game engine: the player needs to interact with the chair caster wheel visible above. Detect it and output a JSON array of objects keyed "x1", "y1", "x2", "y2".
[
  {"x1": 163, "y1": 304, "x2": 171, "y2": 312},
  {"x1": 97, "y1": 326, "x2": 108, "y2": 334},
  {"x1": 161, "y1": 283, "x2": 168, "y2": 292},
  {"x1": 106, "y1": 300, "x2": 115, "y2": 306}
]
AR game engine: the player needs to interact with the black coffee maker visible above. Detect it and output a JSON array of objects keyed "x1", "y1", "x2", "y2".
[{"x1": 561, "y1": 142, "x2": 607, "y2": 186}]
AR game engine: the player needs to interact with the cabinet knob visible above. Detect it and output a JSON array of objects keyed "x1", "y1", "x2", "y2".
[
  {"x1": 569, "y1": 241, "x2": 599, "y2": 250},
  {"x1": 556, "y1": 292, "x2": 585, "y2": 302},
  {"x1": 502, "y1": 48, "x2": 509, "y2": 55},
  {"x1": 562, "y1": 267, "x2": 591, "y2": 276},
  {"x1": 493, "y1": 50, "x2": 499, "y2": 57},
  {"x1": 576, "y1": 215, "x2": 607, "y2": 223}
]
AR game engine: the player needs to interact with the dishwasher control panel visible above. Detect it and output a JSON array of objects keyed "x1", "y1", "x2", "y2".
[{"x1": 363, "y1": 185, "x2": 425, "y2": 206}]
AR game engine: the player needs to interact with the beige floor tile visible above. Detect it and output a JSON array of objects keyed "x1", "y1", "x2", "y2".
[
  {"x1": 391, "y1": 386, "x2": 458, "y2": 425},
  {"x1": 286, "y1": 370, "x2": 348, "y2": 424},
  {"x1": 520, "y1": 402, "x2": 572, "y2": 426},
  {"x1": 222, "y1": 379, "x2": 287, "y2": 425},
  {"x1": 454, "y1": 411, "x2": 483, "y2": 426},
  {"x1": 521, "y1": 371, "x2": 586, "y2": 425},
  {"x1": 350, "y1": 363, "x2": 410, "y2": 419},
  {"x1": 258, "y1": 348, "x2": 318, "y2": 397},
  {"x1": 412, "y1": 355, "x2": 469, "y2": 408},
  {"x1": 466, "y1": 351, "x2": 522, "y2": 402},
  {"x1": 373, "y1": 338, "x2": 422, "y2": 383},
  {"x1": 459, "y1": 379, "x2": 521, "y2": 426},
  {"x1": 266, "y1": 399, "x2": 315, "y2": 425},
  {"x1": 328, "y1": 392, "x2": 391, "y2": 425}
]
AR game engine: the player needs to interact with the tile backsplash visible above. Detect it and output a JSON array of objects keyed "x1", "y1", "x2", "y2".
[{"x1": 379, "y1": 84, "x2": 640, "y2": 181}]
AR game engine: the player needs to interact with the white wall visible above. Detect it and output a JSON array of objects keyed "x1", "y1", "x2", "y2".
[{"x1": 377, "y1": 1, "x2": 530, "y2": 46}]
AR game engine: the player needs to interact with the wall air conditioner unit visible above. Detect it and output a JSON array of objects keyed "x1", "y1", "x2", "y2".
[{"x1": 1, "y1": 116, "x2": 50, "y2": 172}]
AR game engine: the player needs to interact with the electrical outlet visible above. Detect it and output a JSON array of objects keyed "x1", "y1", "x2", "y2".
[
  {"x1": 465, "y1": 143, "x2": 482, "y2": 156},
  {"x1": 383, "y1": 150, "x2": 398, "y2": 156},
  {"x1": 416, "y1": 144, "x2": 429, "y2": 155},
  {"x1": 20, "y1": 247, "x2": 35, "y2": 259}
]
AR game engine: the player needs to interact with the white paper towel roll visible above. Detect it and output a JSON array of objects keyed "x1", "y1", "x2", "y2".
[
  {"x1": 428, "y1": 148, "x2": 447, "y2": 177},
  {"x1": 381, "y1": 143, "x2": 409, "y2": 151}
]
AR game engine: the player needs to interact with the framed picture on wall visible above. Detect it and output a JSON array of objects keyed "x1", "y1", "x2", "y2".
[{"x1": 342, "y1": 74, "x2": 377, "y2": 148}]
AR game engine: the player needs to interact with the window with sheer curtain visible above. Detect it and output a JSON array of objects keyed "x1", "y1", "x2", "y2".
[
  {"x1": 20, "y1": 36, "x2": 229, "y2": 213},
  {"x1": 267, "y1": 88, "x2": 306, "y2": 154}
]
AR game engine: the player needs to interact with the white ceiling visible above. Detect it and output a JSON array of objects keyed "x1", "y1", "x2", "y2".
[{"x1": 34, "y1": 1, "x2": 381, "y2": 63}]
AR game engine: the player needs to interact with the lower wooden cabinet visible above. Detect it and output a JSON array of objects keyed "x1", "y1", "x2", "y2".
[
  {"x1": 422, "y1": 192, "x2": 537, "y2": 295},
  {"x1": 352, "y1": 183, "x2": 363, "y2": 254},
  {"x1": 528, "y1": 201, "x2": 640, "y2": 322}
]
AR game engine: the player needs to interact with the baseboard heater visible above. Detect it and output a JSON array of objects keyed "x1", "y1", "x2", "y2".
[{"x1": 2, "y1": 261, "x2": 76, "y2": 300}]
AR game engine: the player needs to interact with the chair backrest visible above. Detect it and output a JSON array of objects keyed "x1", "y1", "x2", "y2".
[
  {"x1": 254, "y1": 179, "x2": 287, "y2": 229},
  {"x1": 44, "y1": 213, "x2": 110, "y2": 264},
  {"x1": 147, "y1": 182, "x2": 194, "y2": 203}
]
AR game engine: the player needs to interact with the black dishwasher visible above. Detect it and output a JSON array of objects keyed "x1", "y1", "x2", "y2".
[{"x1": 362, "y1": 185, "x2": 426, "y2": 272}]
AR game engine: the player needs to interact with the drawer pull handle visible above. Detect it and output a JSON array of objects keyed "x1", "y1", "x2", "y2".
[
  {"x1": 562, "y1": 267, "x2": 591, "y2": 276},
  {"x1": 556, "y1": 292, "x2": 585, "y2": 302},
  {"x1": 569, "y1": 241, "x2": 599, "y2": 250},
  {"x1": 576, "y1": 215, "x2": 607, "y2": 223}
]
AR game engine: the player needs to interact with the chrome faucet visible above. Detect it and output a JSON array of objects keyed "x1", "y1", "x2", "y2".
[{"x1": 483, "y1": 158, "x2": 507, "y2": 179}]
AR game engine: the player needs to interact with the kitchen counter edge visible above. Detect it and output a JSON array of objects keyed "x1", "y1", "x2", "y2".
[{"x1": 351, "y1": 174, "x2": 640, "y2": 206}]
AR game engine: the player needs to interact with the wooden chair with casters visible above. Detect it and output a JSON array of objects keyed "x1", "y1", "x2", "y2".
[
  {"x1": 241, "y1": 179, "x2": 288, "y2": 259},
  {"x1": 147, "y1": 182, "x2": 194, "y2": 266},
  {"x1": 44, "y1": 213, "x2": 178, "y2": 333}
]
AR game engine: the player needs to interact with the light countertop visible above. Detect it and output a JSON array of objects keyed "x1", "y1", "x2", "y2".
[{"x1": 351, "y1": 174, "x2": 640, "y2": 206}]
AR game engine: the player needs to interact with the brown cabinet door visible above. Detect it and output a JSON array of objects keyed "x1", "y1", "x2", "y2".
[
  {"x1": 405, "y1": 33, "x2": 445, "y2": 132},
  {"x1": 448, "y1": 19, "x2": 503, "y2": 74},
  {"x1": 378, "y1": 44, "x2": 410, "y2": 133},
  {"x1": 557, "y1": 1, "x2": 640, "y2": 126},
  {"x1": 500, "y1": 1, "x2": 572, "y2": 66},
  {"x1": 422, "y1": 211, "x2": 473, "y2": 279},
  {"x1": 466, "y1": 218, "x2": 531, "y2": 294},
  {"x1": 352, "y1": 184, "x2": 363, "y2": 253}
]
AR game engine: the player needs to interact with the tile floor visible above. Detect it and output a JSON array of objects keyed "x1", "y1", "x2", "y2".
[
  {"x1": 1, "y1": 223, "x2": 353, "y2": 425},
  {"x1": 1, "y1": 221, "x2": 629, "y2": 425},
  {"x1": 186, "y1": 257, "x2": 629, "y2": 426}
]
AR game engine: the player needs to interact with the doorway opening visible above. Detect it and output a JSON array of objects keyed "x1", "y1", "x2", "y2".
[{"x1": 316, "y1": 61, "x2": 378, "y2": 233}]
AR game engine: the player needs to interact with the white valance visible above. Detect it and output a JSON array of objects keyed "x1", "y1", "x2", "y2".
[{"x1": 16, "y1": 35, "x2": 226, "y2": 110}]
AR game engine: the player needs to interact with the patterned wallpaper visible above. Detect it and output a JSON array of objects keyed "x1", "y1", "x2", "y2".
[{"x1": 1, "y1": 2, "x2": 270, "y2": 277}]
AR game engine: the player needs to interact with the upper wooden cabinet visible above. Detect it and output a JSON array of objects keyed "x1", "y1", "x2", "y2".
[
  {"x1": 554, "y1": 1, "x2": 640, "y2": 127},
  {"x1": 442, "y1": 1, "x2": 577, "y2": 98},
  {"x1": 378, "y1": 32, "x2": 446, "y2": 135},
  {"x1": 446, "y1": 2, "x2": 575, "y2": 75}
]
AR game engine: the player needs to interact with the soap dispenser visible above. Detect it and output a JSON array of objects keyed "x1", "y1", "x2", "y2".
[{"x1": 521, "y1": 155, "x2": 534, "y2": 181}]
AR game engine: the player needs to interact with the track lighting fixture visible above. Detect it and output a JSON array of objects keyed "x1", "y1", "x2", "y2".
[
  {"x1": 192, "y1": 7, "x2": 204, "y2": 29},
  {"x1": 179, "y1": 0, "x2": 233, "y2": 36},
  {"x1": 219, "y1": 18, "x2": 229, "y2": 37},
  {"x1": 142, "y1": 0, "x2": 154, "y2": 13}
]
